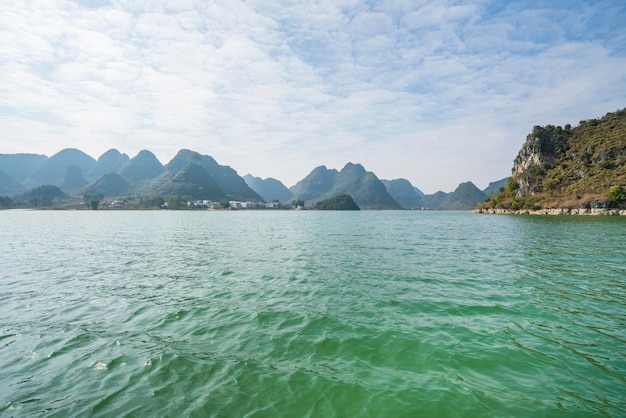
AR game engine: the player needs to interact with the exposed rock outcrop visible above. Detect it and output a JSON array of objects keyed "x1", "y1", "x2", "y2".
[
  {"x1": 473, "y1": 207, "x2": 626, "y2": 216},
  {"x1": 511, "y1": 125, "x2": 570, "y2": 195},
  {"x1": 478, "y1": 109, "x2": 626, "y2": 214}
]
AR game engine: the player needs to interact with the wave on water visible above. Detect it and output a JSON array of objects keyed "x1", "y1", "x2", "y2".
[{"x1": 1, "y1": 211, "x2": 625, "y2": 417}]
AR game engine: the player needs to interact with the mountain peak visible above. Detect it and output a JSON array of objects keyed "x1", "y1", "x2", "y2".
[
  {"x1": 120, "y1": 150, "x2": 164, "y2": 182},
  {"x1": 293, "y1": 162, "x2": 401, "y2": 209},
  {"x1": 438, "y1": 181, "x2": 486, "y2": 210},
  {"x1": 244, "y1": 174, "x2": 293, "y2": 202},
  {"x1": 92, "y1": 149, "x2": 130, "y2": 177},
  {"x1": 382, "y1": 178, "x2": 423, "y2": 209},
  {"x1": 25, "y1": 148, "x2": 96, "y2": 187},
  {"x1": 157, "y1": 161, "x2": 224, "y2": 200}
]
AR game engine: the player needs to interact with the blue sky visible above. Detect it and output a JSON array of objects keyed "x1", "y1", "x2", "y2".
[{"x1": 1, "y1": 0, "x2": 625, "y2": 193}]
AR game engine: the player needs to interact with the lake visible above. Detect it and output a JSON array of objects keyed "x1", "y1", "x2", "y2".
[{"x1": 1, "y1": 210, "x2": 624, "y2": 417}]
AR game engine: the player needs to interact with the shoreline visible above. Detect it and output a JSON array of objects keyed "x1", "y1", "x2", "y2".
[{"x1": 473, "y1": 207, "x2": 626, "y2": 216}]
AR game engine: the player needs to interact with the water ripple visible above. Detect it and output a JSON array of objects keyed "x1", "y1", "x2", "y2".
[{"x1": 0, "y1": 211, "x2": 624, "y2": 417}]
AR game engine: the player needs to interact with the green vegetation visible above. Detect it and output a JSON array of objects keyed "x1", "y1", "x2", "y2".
[
  {"x1": 120, "y1": 150, "x2": 164, "y2": 182},
  {"x1": 166, "y1": 195, "x2": 187, "y2": 209},
  {"x1": 438, "y1": 181, "x2": 487, "y2": 210},
  {"x1": 327, "y1": 163, "x2": 401, "y2": 209},
  {"x1": 608, "y1": 185, "x2": 626, "y2": 205},
  {"x1": 0, "y1": 195, "x2": 15, "y2": 208},
  {"x1": 135, "y1": 195, "x2": 165, "y2": 209},
  {"x1": 22, "y1": 185, "x2": 66, "y2": 207},
  {"x1": 158, "y1": 162, "x2": 224, "y2": 200},
  {"x1": 291, "y1": 163, "x2": 401, "y2": 209},
  {"x1": 83, "y1": 173, "x2": 131, "y2": 197},
  {"x1": 481, "y1": 178, "x2": 541, "y2": 211},
  {"x1": 313, "y1": 194, "x2": 360, "y2": 210},
  {"x1": 162, "y1": 150, "x2": 261, "y2": 202},
  {"x1": 479, "y1": 109, "x2": 626, "y2": 210},
  {"x1": 0, "y1": 148, "x2": 262, "y2": 209},
  {"x1": 244, "y1": 174, "x2": 294, "y2": 202},
  {"x1": 83, "y1": 193, "x2": 104, "y2": 210},
  {"x1": 382, "y1": 179, "x2": 423, "y2": 209}
]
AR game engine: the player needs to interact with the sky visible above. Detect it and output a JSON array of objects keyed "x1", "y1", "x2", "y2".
[{"x1": 1, "y1": 0, "x2": 625, "y2": 193}]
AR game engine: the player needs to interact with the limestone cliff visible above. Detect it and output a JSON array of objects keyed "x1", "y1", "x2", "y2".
[
  {"x1": 511, "y1": 125, "x2": 570, "y2": 196},
  {"x1": 479, "y1": 108, "x2": 626, "y2": 212}
]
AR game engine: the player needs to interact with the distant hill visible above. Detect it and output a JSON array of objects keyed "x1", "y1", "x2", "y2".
[
  {"x1": 313, "y1": 194, "x2": 360, "y2": 210},
  {"x1": 21, "y1": 185, "x2": 66, "y2": 199},
  {"x1": 199, "y1": 154, "x2": 260, "y2": 200},
  {"x1": 382, "y1": 179, "x2": 423, "y2": 209},
  {"x1": 292, "y1": 163, "x2": 401, "y2": 209},
  {"x1": 290, "y1": 165, "x2": 338, "y2": 202},
  {"x1": 84, "y1": 173, "x2": 132, "y2": 197},
  {"x1": 157, "y1": 161, "x2": 225, "y2": 200},
  {"x1": 0, "y1": 169, "x2": 26, "y2": 196},
  {"x1": 390, "y1": 180, "x2": 498, "y2": 210},
  {"x1": 161, "y1": 149, "x2": 202, "y2": 176},
  {"x1": 482, "y1": 177, "x2": 509, "y2": 196},
  {"x1": 0, "y1": 148, "x2": 264, "y2": 203},
  {"x1": 17, "y1": 185, "x2": 67, "y2": 207},
  {"x1": 329, "y1": 163, "x2": 402, "y2": 209},
  {"x1": 0, "y1": 153, "x2": 48, "y2": 182},
  {"x1": 59, "y1": 165, "x2": 88, "y2": 192},
  {"x1": 91, "y1": 149, "x2": 130, "y2": 178},
  {"x1": 120, "y1": 150, "x2": 164, "y2": 183},
  {"x1": 25, "y1": 148, "x2": 96, "y2": 187},
  {"x1": 422, "y1": 191, "x2": 448, "y2": 209},
  {"x1": 244, "y1": 174, "x2": 293, "y2": 202},
  {"x1": 479, "y1": 108, "x2": 626, "y2": 211},
  {"x1": 438, "y1": 181, "x2": 487, "y2": 210},
  {"x1": 0, "y1": 146, "x2": 518, "y2": 210},
  {"x1": 156, "y1": 149, "x2": 261, "y2": 201},
  {"x1": 290, "y1": 165, "x2": 495, "y2": 210}
]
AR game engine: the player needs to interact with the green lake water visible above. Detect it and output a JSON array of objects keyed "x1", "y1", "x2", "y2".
[{"x1": 1, "y1": 210, "x2": 625, "y2": 417}]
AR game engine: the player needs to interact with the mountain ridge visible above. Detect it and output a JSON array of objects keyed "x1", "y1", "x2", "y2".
[
  {"x1": 291, "y1": 163, "x2": 402, "y2": 209},
  {"x1": 2, "y1": 147, "x2": 506, "y2": 209},
  {"x1": 152, "y1": 149, "x2": 261, "y2": 201},
  {"x1": 24, "y1": 148, "x2": 96, "y2": 187},
  {"x1": 243, "y1": 174, "x2": 294, "y2": 202}
]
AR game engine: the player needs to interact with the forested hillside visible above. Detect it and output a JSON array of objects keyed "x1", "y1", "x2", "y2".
[{"x1": 479, "y1": 109, "x2": 626, "y2": 210}]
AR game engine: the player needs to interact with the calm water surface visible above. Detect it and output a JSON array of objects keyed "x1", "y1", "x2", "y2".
[{"x1": 1, "y1": 210, "x2": 625, "y2": 417}]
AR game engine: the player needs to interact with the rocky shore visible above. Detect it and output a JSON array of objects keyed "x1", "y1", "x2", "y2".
[{"x1": 473, "y1": 207, "x2": 626, "y2": 215}]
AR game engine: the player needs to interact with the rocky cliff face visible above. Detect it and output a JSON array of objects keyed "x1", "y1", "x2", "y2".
[
  {"x1": 479, "y1": 108, "x2": 626, "y2": 212},
  {"x1": 511, "y1": 126, "x2": 570, "y2": 195}
]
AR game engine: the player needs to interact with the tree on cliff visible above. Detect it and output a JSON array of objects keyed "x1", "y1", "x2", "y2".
[{"x1": 607, "y1": 185, "x2": 625, "y2": 206}]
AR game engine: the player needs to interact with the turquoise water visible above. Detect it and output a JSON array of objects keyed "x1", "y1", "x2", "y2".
[{"x1": 1, "y1": 210, "x2": 624, "y2": 417}]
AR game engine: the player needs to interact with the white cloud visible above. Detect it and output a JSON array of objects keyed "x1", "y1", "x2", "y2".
[{"x1": 1, "y1": 0, "x2": 625, "y2": 192}]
